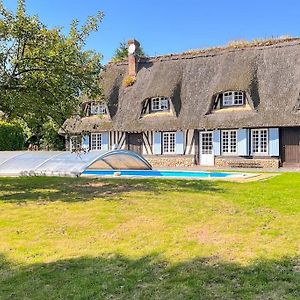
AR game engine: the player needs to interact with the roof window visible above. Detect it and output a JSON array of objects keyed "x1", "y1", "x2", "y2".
[{"x1": 222, "y1": 91, "x2": 244, "y2": 106}]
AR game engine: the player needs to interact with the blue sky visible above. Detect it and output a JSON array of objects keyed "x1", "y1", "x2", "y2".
[{"x1": 3, "y1": 0, "x2": 300, "y2": 63}]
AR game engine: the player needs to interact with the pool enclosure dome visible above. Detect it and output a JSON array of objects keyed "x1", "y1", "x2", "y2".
[{"x1": 0, "y1": 150, "x2": 152, "y2": 177}]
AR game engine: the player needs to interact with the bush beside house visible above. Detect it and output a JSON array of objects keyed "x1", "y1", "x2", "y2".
[
  {"x1": 0, "y1": 121, "x2": 25, "y2": 150},
  {"x1": 39, "y1": 121, "x2": 65, "y2": 150}
]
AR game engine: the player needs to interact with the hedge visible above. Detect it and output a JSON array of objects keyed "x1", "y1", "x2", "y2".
[{"x1": 0, "y1": 121, "x2": 25, "y2": 150}]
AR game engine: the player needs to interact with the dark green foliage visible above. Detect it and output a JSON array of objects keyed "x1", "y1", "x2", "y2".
[
  {"x1": 0, "y1": 121, "x2": 25, "y2": 150},
  {"x1": 16, "y1": 116, "x2": 64, "y2": 150},
  {"x1": 40, "y1": 120, "x2": 64, "y2": 150}
]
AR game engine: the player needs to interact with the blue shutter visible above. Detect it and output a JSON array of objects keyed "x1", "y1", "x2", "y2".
[
  {"x1": 237, "y1": 129, "x2": 249, "y2": 156},
  {"x1": 101, "y1": 132, "x2": 109, "y2": 151},
  {"x1": 82, "y1": 135, "x2": 90, "y2": 151},
  {"x1": 213, "y1": 130, "x2": 221, "y2": 156},
  {"x1": 176, "y1": 131, "x2": 184, "y2": 155},
  {"x1": 269, "y1": 128, "x2": 279, "y2": 156},
  {"x1": 153, "y1": 132, "x2": 161, "y2": 155}
]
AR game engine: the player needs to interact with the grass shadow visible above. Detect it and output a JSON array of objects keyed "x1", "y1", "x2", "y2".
[
  {"x1": 0, "y1": 176, "x2": 224, "y2": 203},
  {"x1": 0, "y1": 253, "x2": 299, "y2": 299}
]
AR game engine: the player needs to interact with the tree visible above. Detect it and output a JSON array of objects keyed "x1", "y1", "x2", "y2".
[
  {"x1": 0, "y1": 0, "x2": 104, "y2": 131},
  {"x1": 111, "y1": 41, "x2": 146, "y2": 62},
  {"x1": 15, "y1": 115, "x2": 65, "y2": 150}
]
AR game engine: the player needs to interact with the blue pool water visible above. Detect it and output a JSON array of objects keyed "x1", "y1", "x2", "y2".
[{"x1": 82, "y1": 169, "x2": 244, "y2": 179}]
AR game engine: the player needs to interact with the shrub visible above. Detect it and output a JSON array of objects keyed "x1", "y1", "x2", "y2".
[
  {"x1": 40, "y1": 120, "x2": 65, "y2": 150},
  {"x1": 123, "y1": 75, "x2": 136, "y2": 87},
  {"x1": 15, "y1": 117, "x2": 64, "y2": 150},
  {"x1": 0, "y1": 121, "x2": 25, "y2": 150}
]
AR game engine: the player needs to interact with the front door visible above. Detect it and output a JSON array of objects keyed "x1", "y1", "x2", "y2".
[
  {"x1": 199, "y1": 131, "x2": 214, "y2": 166},
  {"x1": 127, "y1": 133, "x2": 143, "y2": 155},
  {"x1": 281, "y1": 128, "x2": 300, "y2": 165}
]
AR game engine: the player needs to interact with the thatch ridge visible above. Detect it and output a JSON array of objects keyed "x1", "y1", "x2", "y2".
[{"x1": 108, "y1": 37, "x2": 300, "y2": 66}]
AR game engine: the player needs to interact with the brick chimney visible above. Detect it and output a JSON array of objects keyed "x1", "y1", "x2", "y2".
[{"x1": 127, "y1": 39, "x2": 140, "y2": 78}]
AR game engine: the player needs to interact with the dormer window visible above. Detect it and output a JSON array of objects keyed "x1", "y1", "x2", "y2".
[
  {"x1": 223, "y1": 91, "x2": 244, "y2": 106},
  {"x1": 151, "y1": 97, "x2": 170, "y2": 112},
  {"x1": 211, "y1": 91, "x2": 248, "y2": 112},
  {"x1": 90, "y1": 102, "x2": 107, "y2": 115},
  {"x1": 140, "y1": 96, "x2": 173, "y2": 117}
]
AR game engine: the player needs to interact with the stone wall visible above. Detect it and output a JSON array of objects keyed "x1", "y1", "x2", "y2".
[
  {"x1": 145, "y1": 155, "x2": 195, "y2": 168},
  {"x1": 145, "y1": 155, "x2": 280, "y2": 168},
  {"x1": 215, "y1": 157, "x2": 280, "y2": 168}
]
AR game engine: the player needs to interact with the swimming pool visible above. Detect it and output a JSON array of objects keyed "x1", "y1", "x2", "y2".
[{"x1": 82, "y1": 169, "x2": 249, "y2": 179}]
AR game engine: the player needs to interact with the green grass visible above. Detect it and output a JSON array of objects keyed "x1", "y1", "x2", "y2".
[{"x1": 0, "y1": 174, "x2": 299, "y2": 299}]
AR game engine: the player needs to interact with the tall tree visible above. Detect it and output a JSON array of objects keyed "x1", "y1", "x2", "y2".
[
  {"x1": 111, "y1": 41, "x2": 146, "y2": 62},
  {"x1": 0, "y1": 0, "x2": 104, "y2": 129}
]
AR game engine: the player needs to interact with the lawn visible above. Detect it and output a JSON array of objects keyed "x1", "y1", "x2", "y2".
[{"x1": 0, "y1": 174, "x2": 299, "y2": 299}]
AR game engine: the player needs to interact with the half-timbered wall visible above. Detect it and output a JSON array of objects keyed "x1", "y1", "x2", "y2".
[
  {"x1": 142, "y1": 131, "x2": 154, "y2": 155},
  {"x1": 141, "y1": 130, "x2": 196, "y2": 155},
  {"x1": 109, "y1": 131, "x2": 127, "y2": 150},
  {"x1": 67, "y1": 131, "x2": 127, "y2": 151}
]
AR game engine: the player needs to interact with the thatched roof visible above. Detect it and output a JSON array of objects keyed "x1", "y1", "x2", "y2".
[{"x1": 62, "y1": 38, "x2": 300, "y2": 134}]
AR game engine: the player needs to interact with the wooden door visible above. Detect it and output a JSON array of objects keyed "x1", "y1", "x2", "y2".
[
  {"x1": 281, "y1": 128, "x2": 300, "y2": 165},
  {"x1": 127, "y1": 133, "x2": 143, "y2": 155}
]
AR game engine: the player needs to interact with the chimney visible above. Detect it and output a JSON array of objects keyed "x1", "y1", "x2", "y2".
[{"x1": 127, "y1": 39, "x2": 140, "y2": 78}]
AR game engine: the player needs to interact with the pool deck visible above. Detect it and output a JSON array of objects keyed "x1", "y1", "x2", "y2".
[
  {"x1": 82, "y1": 168, "x2": 279, "y2": 182},
  {"x1": 82, "y1": 173, "x2": 275, "y2": 182},
  {"x1": 146, "y1": 166, "x2": 294, "y2": 182},
  {"x1": 82, "y1": 162, "x2": 300, "y2": 182},
  {"x1": 157, "y1": 165, "x2": 300, "y2": 173}
]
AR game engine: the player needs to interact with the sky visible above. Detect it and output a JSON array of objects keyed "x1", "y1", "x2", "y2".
[{"x1": 3, "y1": 0, "x2": 300, "y2": 63}]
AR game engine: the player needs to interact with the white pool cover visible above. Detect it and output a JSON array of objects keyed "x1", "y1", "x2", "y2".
[{"x1": 0, "y1": 150, "x2": 152, "y2": 177}]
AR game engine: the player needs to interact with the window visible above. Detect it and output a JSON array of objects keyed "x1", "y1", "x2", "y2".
[
  {"x1": 251, "y1": 129, "x2": 268, "y2": 155},
  {"x1": 222, "y1": 130, "x2": 237, "y2": 154},
  {"x1": 163, "y1": 132, "x2": 176, "y2": 154},
  {"x1": 70, "y1": 136, "x2": 82, "y2": 152},
  {"x1": 201, "y1": 132, "x2": 213, "y2": 154},
  {"x1": 151, "y1": 97, "x2": 170, "y2": 111},
  {"x1": 160, "y1": 98, "x2": 169, "y2": 110},
  {"x1": 91, "y1": 133, "x2": 102, "y2": 150},
  {"x1": 90, "y1": 102, "x2": 107, "y2": 115},
  {"x1": 151, "y1": 98, "x2": 160, "y2": 111},
  {"x1": 223, "y1": 91, "x2": 244, "y2": 106}
]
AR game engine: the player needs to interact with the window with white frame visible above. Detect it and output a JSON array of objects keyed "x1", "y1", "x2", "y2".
[
  {"x1": 70, "y1": 136, "x2": 82, "y2": 152},
  {"x1": 222, "y1": 130, "x2": 237, "y2": 154},
  {"x1": 90, "y1": 102, "x2": 107, "y2": 115},
  {"x1": 162, "y1": 132, "x2": 176, "y2": 154},
  {"x1": 151, "y1": 97, "x2": 170, "y2": 111},
  {"x1": 201, "y1": 132, "x2": 213, "y2": 154},
  {"x1": 251, "y1": 129, "x2": 268, "y2": 155},
  {"x1": 223, "y1": 91, "x2": 244, "y2": 107},
  {"x1": 91, "y1": 133, "x2": 102, "y2": 150}
]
